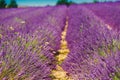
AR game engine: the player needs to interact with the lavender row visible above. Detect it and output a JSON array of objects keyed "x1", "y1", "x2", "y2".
[
  {"x1": 0, "y1": 6, "x2": 67, "y2": 49},
  {"x1": 0, "y1": 6, "x2": 67, "y2": 80},
  {"x1": 0, "y1": 7, "x2": 53, "y2": 34},
  {"x1": 106, "y1": 2, "x2": 120, "y2": 9},
  {"x1": 0, "y1": 32, "x2": 54, "y2": 80},
  {"x1": 62, "y1": 5, "x2": 120, "y2": 80},
  {"x1": 0, "y1": 7, "x2": 36, "y2": 22},
  {"x1": 84, "y1": 2, "x2": 120, "y2": 31}
]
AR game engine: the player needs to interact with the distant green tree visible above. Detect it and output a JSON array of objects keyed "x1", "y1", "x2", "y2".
[
  {"x1": 8, "y1": 0, "x2": 18, "y2": 8},
  {"x1": 67, "y1": 1, "x2": 74, "y2": 6},
  {"x1": 57, "y1": 0, "x2": 74, "y2": 6},
  {"x1": 57, "y1": 0, "x2": 68, "y2": 5},
  {"x1": 0, "y1": 0, "x2": 6, "y2": 8},
  {"x1": 93, "y1": 0, "x2": 99, "y2": 3},
  {"x1": 104, "y1": 0, "x2": 107, "y2": 2}
]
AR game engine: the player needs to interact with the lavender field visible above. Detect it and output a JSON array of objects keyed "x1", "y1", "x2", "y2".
[{"x1": 0, "y1": 2, "x2": 120, "y2": 80}]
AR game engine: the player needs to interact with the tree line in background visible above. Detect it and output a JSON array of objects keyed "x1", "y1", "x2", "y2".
[
  {"x1": 0, "y1": 0, "x2": 18, "y2": 8},
  {"x1": 0, "y1": 0, "x2": 112, "y2": 9},
  {"x1": 56, "y1": 0, "x2": 108, "y2": 6},
  {"x1": 57, "y1": 0, "x2": 74, "y2": 6}
]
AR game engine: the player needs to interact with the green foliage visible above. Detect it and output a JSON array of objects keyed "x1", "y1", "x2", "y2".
[
  {"x1": 8, "y1": 0, "x2": 18, "y2": 8},
  {"x1": 112, "y1": 75, "x2": 120, "y2": 80},
  {"x1": 57, "y1": 0, "x2": 68, "y2": 5},
  {"x1": 93, "y1": 0, "x2": 99, "y2": 3},
  {"x1": 98, "y1": 48, "x2": 106, "y2": 57},
  {"x1": 56, "y1": 0, "x2": 74, "y2": 6},
  {"x1": 68, "y1": 1, "x2": 74, "y2": 6},
  {"x1": 0, "y1": 0, "x2": 6, "y2": 8}
]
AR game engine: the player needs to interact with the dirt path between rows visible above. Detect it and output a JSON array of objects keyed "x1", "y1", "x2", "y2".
[{"x1": 51, "y1": 17, "x2": 73, "y2": 80}]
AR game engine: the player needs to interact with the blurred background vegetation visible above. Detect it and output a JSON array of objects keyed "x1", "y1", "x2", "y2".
[
  {"x1": 0, "y1": 0, "x2": 17, "y2": 8},
  {"x1": 0, "y1": 0, "x2": 118, "y2": 8},
  {"x1": 56, "y1": 0, "x2": 75, "y2": 6}
]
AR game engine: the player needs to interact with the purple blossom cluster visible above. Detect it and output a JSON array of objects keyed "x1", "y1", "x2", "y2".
[{"x1": 62, "y1": 5, "x2": 120, "y2": 80}]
